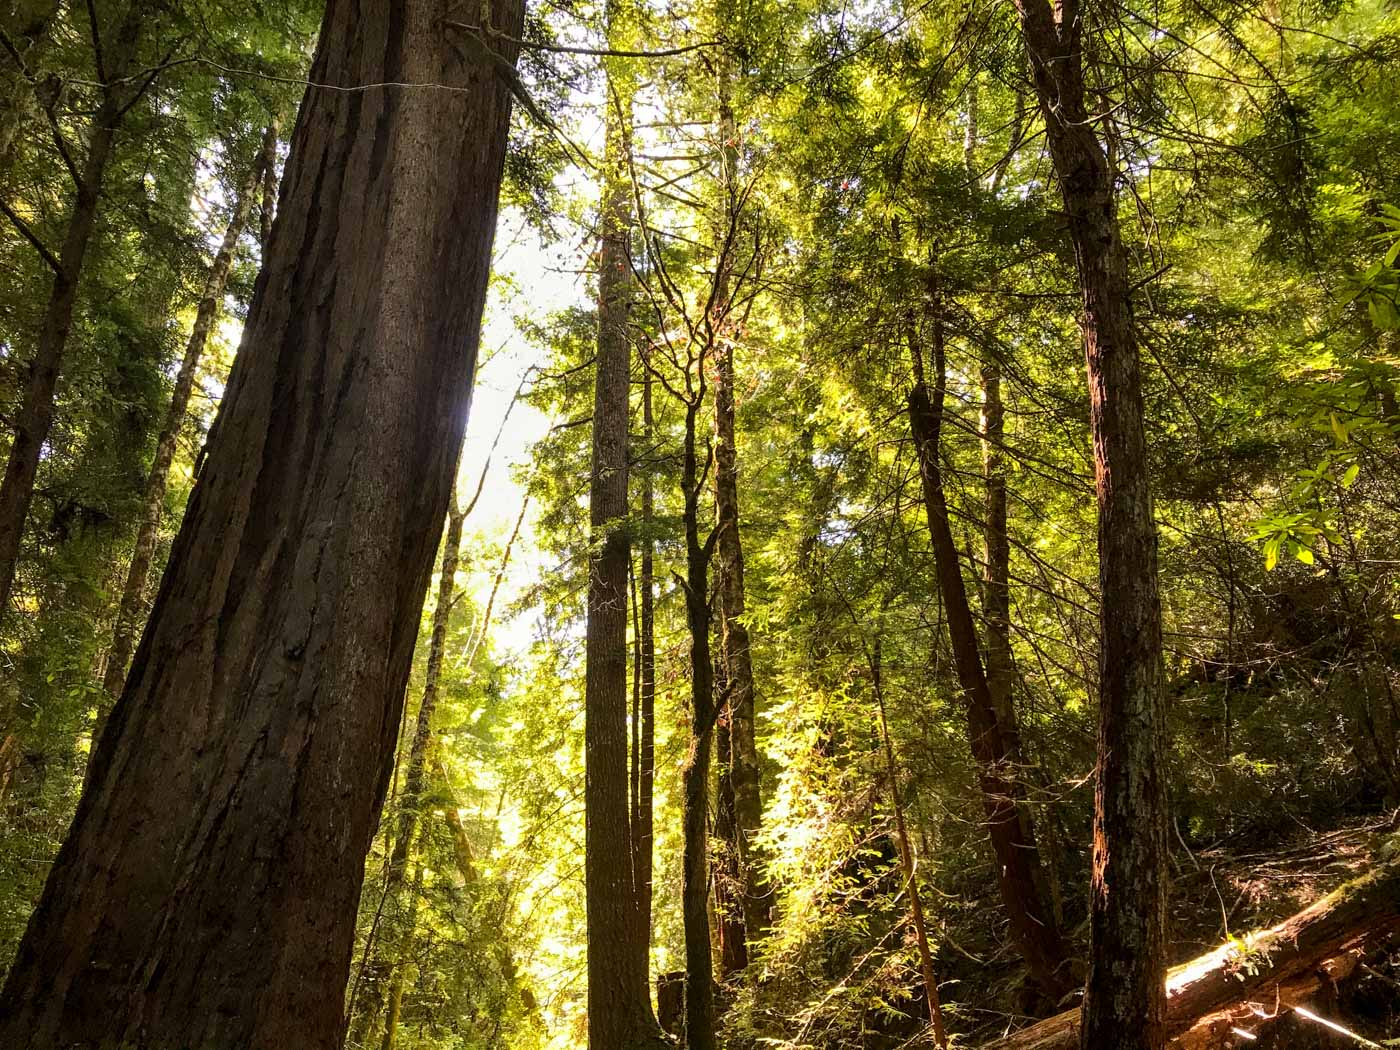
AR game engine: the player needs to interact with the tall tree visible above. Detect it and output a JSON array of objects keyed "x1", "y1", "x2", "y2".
[
  {"x1": 710, "y1": 54, "x2": 768, "y2": 970},
  {"x1": 1013, "y1": 1, "x2": 1170, "y2": 1046},
  {"x1": 630, "y1": 364, "x2": 657, "y2": 978},
  {"x1": 583, "y1": 3, "x2": 663, "y2": 1042},
  {"x1": 0, "y1": 0, "x2": 524, "y2": 1043},
  {"x1": 0, "y1": 2, "x2": 146, "y2": 617},
  {"x1": 98, "y1": 121, "x2": 278, "y2": 716}
]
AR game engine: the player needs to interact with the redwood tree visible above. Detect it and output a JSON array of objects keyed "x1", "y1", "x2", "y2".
[
  {"x1": 1013, "y1": 1, "x2": 1171, "y2": 1046},
  {"x1": 711, "y1": 63, "x2": 768, "y2": 970},
  {"x1": 583, "y1": 6, "x2": 664, "y2": 1042},
  {"x1": 0, "y1": 0, "x2": 523, "y2": 1044}
]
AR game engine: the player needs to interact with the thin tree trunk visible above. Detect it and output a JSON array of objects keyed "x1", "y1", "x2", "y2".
[
  {"x1": 0, "y1": 0, "x2": 523, "y2": 1043},
  {"x1": 97, "y1": 123, "x2": 276, "y2": 723},
  {"x1": 585, "y1": 9, "x2": 662, "y2": 1040},
  {"x1": 0, "y1": 5, "x2": 144, "y2": 618},
  {"x1": 1013, "y1": 3, "x2": 1169, "y2": 1048},
  {"x1": 905, "y1": 273, "x2": 1071, "y2": 1001},
  {"x1": 872, "y1": 636, "x2": 948, "y2": 1049},
  {"x1": 712, "y1": 332, "x2": 765, "y2": 965},
  {"x1": 633, "y1": 367, "x2": 657, "y2": 952},
  {"x1": 979, "y1": 360, "x2": 1019, "y2": 747},
  {"x1": 260, "y1": 117, "x2": 280, "y2": 257},
  {"x1": 711, "y1": 48, "x2": 768, "y2": 975},
  {"x1": 353, "y1": 497, "x2": 466, "y2": 1044},
  {"x1": 714, "y1": 664, "x2": 747, "y2": 977},
  {"x1": 0, "y1": 0, "x2": 60, "y2": 176},
  {"x1": 977, "y1": 288, "x2": 1057, "y2": 922},
  {"x1": 379, "y1": 860, "x2": 423, "y2": 1050},
  {"x1": 680, "y1": 397, "x2": 718, "y2": 1050}
]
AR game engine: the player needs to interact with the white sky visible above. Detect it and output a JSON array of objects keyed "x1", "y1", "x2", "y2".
[{"x1": 456, "y1": 205, "x2": 591, "y2": 659}]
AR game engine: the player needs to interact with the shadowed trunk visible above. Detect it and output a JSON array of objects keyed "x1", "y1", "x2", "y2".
[
  {"x1": 260, "y1": 117, "x2": 280, "y2": 256},
  {"x1": 378, "y1": 860, "x2": 424, "y2": 1050},
  {"x1": 0, "y1": 4, "x2": 144, "y2": 619},
  {"x1": 1013, "y1": 2, "x2": 1170, "y2": 1046},
  {"x1": 680, "y1": 396, "x2": 718, "y2": 1050},
  {"x1": 0, "y1": 0, "x2": 60, "y2": 176},
  {"x1": 712, "y1": 332, "x2": 767, "y2": 966},
  {"x1": 98, "y1": 122, "x2": 277, "y2": 724},
  {"x1": 715, "y1": 675, "x2": 747, "y2": 976},
  {"x1": 905, "y1": 272, "x2": 1071, "y2": 1001},
  {"x1": 0, "y1": 0, "x2": 522, "y2": 1043}
]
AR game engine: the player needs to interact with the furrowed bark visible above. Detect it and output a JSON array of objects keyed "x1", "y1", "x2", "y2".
[
  {"x1": 1012, "y1": 2, "x2": 1170, "y2": 1045},
  {"x1": 0, "y1": 0, "x2": 522, "y2": 1043},
  {"x1": 905, "y1": 274, "x2": 1071, "y2": 1001},
  {"x1": 98, "y1": 123, "x2": 276, "y2": 722},
  {"x1": 978, "y1": 859, "x2": 1400, "y2": 1050},
  {"x1": 0, "y1": 4, "x2": 143, "y2": 618}
]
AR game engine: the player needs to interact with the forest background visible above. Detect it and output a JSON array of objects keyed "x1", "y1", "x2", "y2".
[{"x1": 0, "y1": 0, "x2": 1399, "y2": 1048}]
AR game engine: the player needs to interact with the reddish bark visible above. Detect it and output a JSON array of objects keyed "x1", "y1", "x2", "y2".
[
  {"x1": 0, "y1": 0, "x2": 522, "y2": 1043},
  {"x1": 1013, "y1": 2, "x2": 1171, "y2": 1046}
]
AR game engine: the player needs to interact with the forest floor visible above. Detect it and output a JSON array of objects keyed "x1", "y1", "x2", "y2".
[
  {"x1": 1167, "y1": 807, "x2": 1400, "y2": 963},
  {"x1": 949, "y1": 807, "x2": 1400, "y2": 1049}
]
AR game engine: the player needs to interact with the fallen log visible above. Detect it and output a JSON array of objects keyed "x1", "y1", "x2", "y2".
[{"x1": 976, "y1": 856, "x2": 1400, "y2": 1050}]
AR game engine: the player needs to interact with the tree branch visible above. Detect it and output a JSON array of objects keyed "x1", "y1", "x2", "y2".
[{"x1": 0, "y1": 199, "x2": 61, "y2": 275}]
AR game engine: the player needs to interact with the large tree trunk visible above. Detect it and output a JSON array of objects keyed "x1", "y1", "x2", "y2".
[
  {"x1": 905, "y1": 276, "x2": 1070, "y2": 1000},
  {"x1": 0, "y1": 4, "x2": 144, "y2": 619},
  {"x1": 585, "y1": 14, "x2": 662, "y2": 1042},
  {"x1": 0, "y1": 0, "x2": 522, "y2": 1044},
  {"x1": 1013, "y1": 2, "x2": 1170, "y2": 1046},
  {"x1": 979, "y1": 859, "x2": 1400, "y2": 1050},
  {"x1": 98, "y1": 123, "x2": 277, "y2": 720}
]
